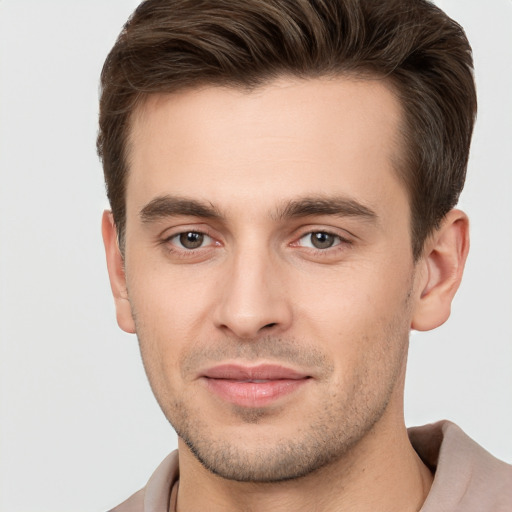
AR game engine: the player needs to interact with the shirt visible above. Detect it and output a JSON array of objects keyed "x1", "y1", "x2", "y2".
[{"x1": 109, "y1": 420, "x2": 512, "y2": 512}]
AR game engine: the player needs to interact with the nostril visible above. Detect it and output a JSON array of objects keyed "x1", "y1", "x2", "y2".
[{"x1": 263, "y1": 323, "x2": 277, "y2": 329}]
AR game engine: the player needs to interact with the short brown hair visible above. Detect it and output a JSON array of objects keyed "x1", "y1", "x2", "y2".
[{"x1": 97, "y1": 0, "x2": 476, "y2": 259}]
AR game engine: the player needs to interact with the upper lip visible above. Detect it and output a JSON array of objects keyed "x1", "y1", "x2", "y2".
[{"x1": 201, "y1": 364, "x2": 309, "y2": 380}]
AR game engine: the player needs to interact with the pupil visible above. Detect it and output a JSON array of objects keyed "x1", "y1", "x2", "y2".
[
  {"x1": 311, "y1": 232, "x2": 334, "y2": 249},
  {"x1": 180, "y1": 232, "x2": 204, "y2": 249}
]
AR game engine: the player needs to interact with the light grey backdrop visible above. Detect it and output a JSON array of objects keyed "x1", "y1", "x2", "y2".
[{"x1": 0, "y1": 1, "x2": 511, "y2": 511}]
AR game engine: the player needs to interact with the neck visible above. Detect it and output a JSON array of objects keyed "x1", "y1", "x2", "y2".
[{"x1": 175, "y1": 414, "x2": 433, "y2": 512}]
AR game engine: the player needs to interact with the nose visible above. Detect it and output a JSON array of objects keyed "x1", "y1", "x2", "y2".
[{"x1": 213, "y1": 247, "x2": 293, "y2": 339}]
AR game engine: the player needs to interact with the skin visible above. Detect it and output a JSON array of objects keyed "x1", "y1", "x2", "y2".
[{"x1": 103, "y1": 76, "x2": 469, "y2": 511}]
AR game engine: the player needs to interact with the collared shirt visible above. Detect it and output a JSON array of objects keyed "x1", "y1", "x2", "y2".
[{"x1": 109, "y1": 421, "x2": 512, "y2": 512}]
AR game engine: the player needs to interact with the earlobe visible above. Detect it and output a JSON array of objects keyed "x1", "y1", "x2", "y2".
[
  {"x1": 411, "y1": 209, "x2": 470, "y2": 332},
  {"x1": 101, "y1": 211, "x2": 136, "y2": 334}
]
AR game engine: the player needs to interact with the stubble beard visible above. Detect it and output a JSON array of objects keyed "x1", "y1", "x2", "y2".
[
  {"x1": 136, "y1": 320, "x2": 410, "y2": 484},
  {"x1": 171, "y1": 374, "x2": 394, "y2": 483}
]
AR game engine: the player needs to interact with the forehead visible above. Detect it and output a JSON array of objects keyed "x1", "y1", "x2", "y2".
[{"x1": 126, "y1": 76, "x2": 406, "y2": 219}]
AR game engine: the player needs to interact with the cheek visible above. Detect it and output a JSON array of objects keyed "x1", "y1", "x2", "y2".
[
  {"x1": 293, "y1": 261, "x2": 413, "y2": 364},
  {"x1": 127, "y1": 255, "x2": 214, "y2": 329},
  {"x1": 125, "y1": 257, "x2": 229, "y2": 386},
  {"x1": 125, "y1": 271, "x2": 194, "y2": 384},
  {"x1": 295, "y1": 259, "x2": 411, "y2": 325}
]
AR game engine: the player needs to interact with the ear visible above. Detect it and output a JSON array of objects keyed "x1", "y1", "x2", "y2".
[
  {"x1": 411, "y1": 209, "x2": 469, "y2": 331},
  {"x1": 101, "y1": 210, "x2": 136, "y2": 334}
]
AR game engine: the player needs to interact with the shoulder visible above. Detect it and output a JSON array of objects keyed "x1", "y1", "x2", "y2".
[
  {"x1": 108, "y1": 451, "x2": 179, "y2": 512},
  {"x1": 108, "y1": 489, "x2": 145, "y2": 512},
  {"x1": 410, "y1": 420, "x2": 512, "y2": 511}
]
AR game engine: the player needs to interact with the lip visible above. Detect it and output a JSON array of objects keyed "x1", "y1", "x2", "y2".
[{"x1": 201, "y1": 364, "x2": 310, "y2": 407}]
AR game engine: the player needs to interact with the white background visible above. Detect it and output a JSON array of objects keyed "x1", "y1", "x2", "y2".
[{"x1": 0, "y1": 1, "x2": 511, "y2": 511}]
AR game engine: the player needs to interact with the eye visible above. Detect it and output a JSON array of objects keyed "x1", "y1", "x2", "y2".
[
  {"x1": 169, "y1": 231, "x2": 212, "y2": 250},
  {"x1": 298, "y1": 231, "x2": 342, "y2": 249}
]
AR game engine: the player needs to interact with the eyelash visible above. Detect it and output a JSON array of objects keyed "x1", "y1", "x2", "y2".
[
  {"x1": 162, "y1": 229, "x2": 218, "y2": 258},
  {"x1": 161, "y1": 228, "x2": 352, "y2": 259},
  {"x1": 294, "y1": 231, "x2": 351, "y2": 251}
]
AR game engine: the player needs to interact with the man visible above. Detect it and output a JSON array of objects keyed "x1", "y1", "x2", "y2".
[{"x1": 97, "y1": 0, "x2": 512, "y2": 510}]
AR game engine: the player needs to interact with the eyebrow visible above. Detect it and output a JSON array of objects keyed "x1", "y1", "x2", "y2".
[
  {"x1": 140, "y1": 195, "x2": 222, "y2": 223},
  {"x1": 274, "y1": 196, "x2": 378, "y2": 223},
  {"x1": 139, "y1": 194, "x2": 377, "y2": 224}
]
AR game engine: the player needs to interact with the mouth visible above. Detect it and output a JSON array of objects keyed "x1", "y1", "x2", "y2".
[{"x1": 200, "y1": 364, "x2": 311, "y2": 407}]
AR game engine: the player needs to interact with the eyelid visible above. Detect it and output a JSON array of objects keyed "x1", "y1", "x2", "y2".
[
  {"x1": 288, "y1": 227, "x2": 355, "y2": 263},
  {"x1": 167, "y1": 231, "x2": 214, "y2": 249},
  {"x1": 160, "y1": 222, "x2": 217, "y2": 239},
  {"x1": 160, "y1": 225, "x2": 222, "y2": 251},
  {"x1": 158, "y1": 224, "x2": 353, "y2": 258},
  {"x1": 296, "y1": 231, "x2": 343, "y2": 249},
  {"x1": 291, "y1": 226, "x2": 353, "y2": 245}
]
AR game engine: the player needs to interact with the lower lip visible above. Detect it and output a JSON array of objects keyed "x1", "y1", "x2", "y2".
[{"x1": 204, "y1": 378, "x2": 308, "y2": 407}]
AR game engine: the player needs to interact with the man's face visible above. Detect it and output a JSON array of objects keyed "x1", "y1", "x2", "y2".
[{"x1": 115, "y1": 77, "x2": 423, "y2": 481}]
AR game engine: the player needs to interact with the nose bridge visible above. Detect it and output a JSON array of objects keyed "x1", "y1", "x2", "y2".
[{"x1": 214, "y1": 237, "x2": 291, "y2": 339}]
